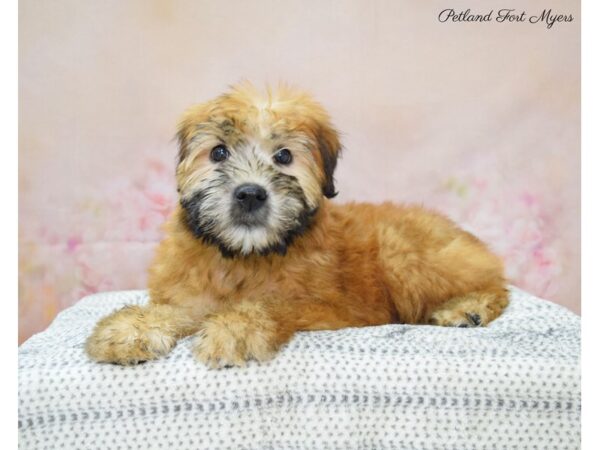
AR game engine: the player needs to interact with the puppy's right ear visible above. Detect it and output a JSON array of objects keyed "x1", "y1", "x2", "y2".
[
  {"x1": 175, "y1": 103, "x2": 211, "y2": 165},
  {"x1": 176, "y1": 108, "x2": 199, "y2": 165},
  {"x1": 176, "y1": 123, "x2": 189, "y2": 165}
]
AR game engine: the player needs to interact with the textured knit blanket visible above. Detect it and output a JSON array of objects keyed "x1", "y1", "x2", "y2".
[{"x1": 19, "y1": 287, "x2": 580, "y2": 450}]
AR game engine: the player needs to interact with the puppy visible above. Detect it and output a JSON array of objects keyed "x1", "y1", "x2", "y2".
[{"x1": 86, "y1": 83, "x2": 508, "y2": 368}]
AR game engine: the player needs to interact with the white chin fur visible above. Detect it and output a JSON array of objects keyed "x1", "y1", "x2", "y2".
[{"x1": 229, "y1": 225, "x2": 271, "y2": 255}]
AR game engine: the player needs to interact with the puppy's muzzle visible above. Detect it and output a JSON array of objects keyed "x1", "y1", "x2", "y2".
[{"x1": 234, "y1": 184, "x2": 268, "y2": 213}]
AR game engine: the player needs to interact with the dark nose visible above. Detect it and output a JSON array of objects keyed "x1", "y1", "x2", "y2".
[{"x1": 234, "y1": 184, "x2": 268, "y2": 212}]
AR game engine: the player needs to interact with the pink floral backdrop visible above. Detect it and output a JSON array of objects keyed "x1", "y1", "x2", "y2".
[{"x1": 19, "y1": 0, "x2": 580, "y2": 343}]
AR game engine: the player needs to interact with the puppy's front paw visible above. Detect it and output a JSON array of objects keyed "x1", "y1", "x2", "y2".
[
  {"x1": 429, "y1": 309, "x2": 484, "y2": 328},
  {"x1": 192, "y1": 307, "x2": 278, "y2": 369},
  {"x1": 85, "y1": 306, "x2": 176, "y2": 365}
]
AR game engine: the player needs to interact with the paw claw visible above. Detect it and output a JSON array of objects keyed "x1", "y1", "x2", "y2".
[{"x1": 466, "y1": 313, "x2": 482, "y2": 326}]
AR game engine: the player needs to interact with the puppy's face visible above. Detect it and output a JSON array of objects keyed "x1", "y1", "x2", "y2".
[{"x1": 176, "y1": 84, "x2": 341, "y2": 257}]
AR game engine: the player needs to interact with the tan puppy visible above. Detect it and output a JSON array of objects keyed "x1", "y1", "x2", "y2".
[{"x1": 86, "y1": 83, "x2": 508, "y2": 368}]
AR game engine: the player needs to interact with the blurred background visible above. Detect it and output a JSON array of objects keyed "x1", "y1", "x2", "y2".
[{"x1": 19, "y1": 0, "x2": 580, "y2": 343}]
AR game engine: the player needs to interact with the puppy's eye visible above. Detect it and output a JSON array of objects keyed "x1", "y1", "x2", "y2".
[
  {"x1": 273, "y1": 148, "x2": 293, "y2": 165},
  {"x1": 210, "y1": 145, "x2": 229, "y2": 162}
]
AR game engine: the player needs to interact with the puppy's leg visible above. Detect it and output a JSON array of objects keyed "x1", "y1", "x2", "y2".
[
  {"x1": 86, "y1": 303, "x2": 199, "y2": 365},
  {"x1": 377, "y1": 213, "x2": 509, "y2": 326},
  {"x1": 428, "y1": 287, "x2": 509, "y2": 327},
  {"x1": 192, "y1": 299, "x2": 359, "y2": 368},
  {"x1": 192, "y1": 301, "x2": 288, "y2": 369}
]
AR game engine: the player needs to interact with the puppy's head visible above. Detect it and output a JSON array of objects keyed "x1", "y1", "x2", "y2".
[{"x1": 175, "y1": 83, "x2": 341, "y2": 257}]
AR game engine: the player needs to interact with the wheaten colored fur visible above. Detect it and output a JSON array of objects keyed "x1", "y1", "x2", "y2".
[{"x1": 86, "y1": 83, "x2": 508, "y2": 368}]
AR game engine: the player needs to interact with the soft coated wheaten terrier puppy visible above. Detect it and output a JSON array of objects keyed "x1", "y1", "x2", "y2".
[{"x1": 86, "y1": 83, "x2": 508, "y2": 368}]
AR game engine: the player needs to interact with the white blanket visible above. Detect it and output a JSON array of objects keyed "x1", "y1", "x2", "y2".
[{"x1": 19, "y1": 287, "x2": 580, "y2": 449}]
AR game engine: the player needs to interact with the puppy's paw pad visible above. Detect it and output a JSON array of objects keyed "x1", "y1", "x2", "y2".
[
  {"x1": 466, "y1": 313, "x2": 482, "y2": 326},
  {"x1": 429, "y1": 310, "x2": 484, "y2": 328}
]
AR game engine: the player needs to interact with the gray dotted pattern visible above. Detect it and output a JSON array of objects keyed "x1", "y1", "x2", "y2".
[{"x1": 19, "y1": 287, "x2": 580, "y2": 449}]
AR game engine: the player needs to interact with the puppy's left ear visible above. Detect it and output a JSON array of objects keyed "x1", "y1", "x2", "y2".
[
  {"x1": 176, "y1": 103, "x2": 208, "y2": 166},
  {"x1": 316, "y1": 124, "x2": 341, "y2": 198}
]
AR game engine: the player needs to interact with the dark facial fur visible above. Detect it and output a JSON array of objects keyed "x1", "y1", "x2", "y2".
[{"x1": 180, "y1": 164, "x2": 317, "y2": 258}]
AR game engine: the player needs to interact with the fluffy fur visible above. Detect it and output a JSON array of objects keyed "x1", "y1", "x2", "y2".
[{"x1": 86, "y1": 83, "x2": 508, "y2": 368}]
